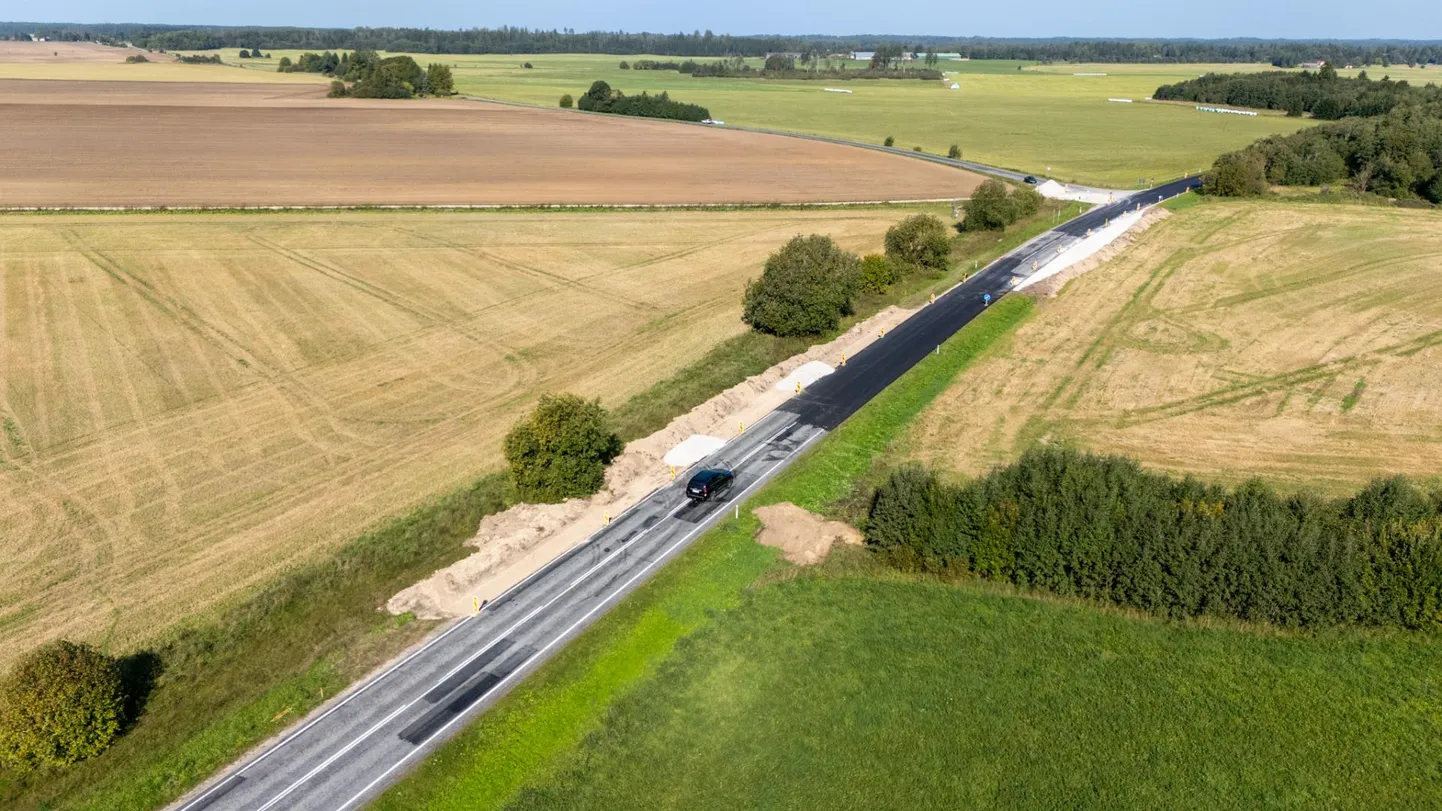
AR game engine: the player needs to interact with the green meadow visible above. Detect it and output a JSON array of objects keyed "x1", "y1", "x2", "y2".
[{"x1": 217, "y1": 51, "x2": 1306, "y2": 187}]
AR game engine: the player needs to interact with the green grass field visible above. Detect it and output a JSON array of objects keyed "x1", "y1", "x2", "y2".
[
  {"x1": 498, "y1": 572, "x2": 1442, "y2": 811},
  {"x1": 205, "y1": 51, "x2": 1304, "y2": 187}
]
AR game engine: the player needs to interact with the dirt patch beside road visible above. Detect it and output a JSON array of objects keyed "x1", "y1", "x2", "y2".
[{"x1": 753, "y1": 503, "x2": 863, "y2": 565}]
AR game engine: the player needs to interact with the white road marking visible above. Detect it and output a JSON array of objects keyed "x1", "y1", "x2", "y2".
[
  {"x1": 334, "y1": 428, "x2": 825, "y2": 811},
  {"x1": 246, "y1": 420, "x2": 800, "y2": 809}
]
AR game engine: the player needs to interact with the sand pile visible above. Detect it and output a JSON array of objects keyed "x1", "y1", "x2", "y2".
[
  {"x1": 753, "y1": 502, "x2": 863, "y2": 565},
  {"x1": 1025, "y1": 207, "x2": 1170, "y2": 298},
  {"x1": 387, "y1": 304, "x2": 917, "y2": 619}
]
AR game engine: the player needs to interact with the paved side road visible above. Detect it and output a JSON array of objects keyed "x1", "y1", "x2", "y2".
[{"x1": 170, "y1": 177, "x2": 1198, "y2": 811}]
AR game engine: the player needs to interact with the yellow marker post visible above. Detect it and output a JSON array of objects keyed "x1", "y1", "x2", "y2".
[
  {"x1": 604, "y1": 511, "x2": 610, "y2": 526},
  {"x1": 473, "y1": 596, "x2": 479, "y2": 613},
  {"x1": 670, "y1": 465, "x2": 675, "y2": 481},
  {"x1": 929, "y1": 293, "x2": 936, "y2": 305},
  {"x1": 796, "y1": 380, "x2": 802, "y2": 394},
  {"x1": 879, "y1": 327, "x2": 886, "y2": 338},
  {"x1": 840, "y1": 353, "x2": 846, "y2": 366},
  {"x1": 739, "y1": 421, "x2": 745, "y2": 435}
]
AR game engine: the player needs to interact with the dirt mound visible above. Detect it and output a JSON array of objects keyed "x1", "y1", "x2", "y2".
[
  {"x1": 1026, "y1": 207, "x2": 1170, "y2": 298},
  {"x1": 753, "y1": 502, "x2": 863, "y2": 565},
  {"x1": 387, "y1": 304, "x2": 915, "y2": 619}
]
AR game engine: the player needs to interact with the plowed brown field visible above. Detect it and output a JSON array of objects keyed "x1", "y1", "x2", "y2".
[{"x1": 0, "y1": 80, "x2": 981, "y2": 207}]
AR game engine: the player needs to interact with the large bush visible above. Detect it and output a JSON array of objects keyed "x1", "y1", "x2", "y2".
[
  {"x1": 425, "y1": 63, "x2": 454, "y2": 95},
  {"x1": 1202, "y1": 150, "x2": 1270, "y2": 196},
  {"x1": 884, "y1": 214, "x2": 951, "y2": 271},
  {"x1": 866, "y1": 449, "x2": 1442, "y2": 630},
  {"x1": 504, "y1": 394, "x2": 623, "y2": 503},
  {"x1": 0, "y1": 641, "x2": 126, "y2": 768},
  {"x1": 858, "y1": 253, "x2": 897, "y2": 294},
  {"x1": 961, "y1": 179, "x2": 1016, "y2": 230},
  {"x1": 742, "y1": 235, "x2": 861, "y2": 337}
]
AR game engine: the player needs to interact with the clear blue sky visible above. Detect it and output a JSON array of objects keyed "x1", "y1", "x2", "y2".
[{"x1": 18, "y1": 0, "x2": 1442, "y2": 40}]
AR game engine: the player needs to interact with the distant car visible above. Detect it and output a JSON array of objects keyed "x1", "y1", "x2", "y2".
[
  {"x1": 1024, "y1": 175, "x2": 1040, "y2": 184},
  {"x1": 685, "y1": 468, "x2": 735, "y2": 502}
]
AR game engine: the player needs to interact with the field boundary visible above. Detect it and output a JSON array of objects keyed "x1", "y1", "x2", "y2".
[{"x1": 0, "y1": 198, "x2": 962, "y2": 215}]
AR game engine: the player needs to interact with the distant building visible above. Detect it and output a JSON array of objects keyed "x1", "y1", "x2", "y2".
[{"x1": 1299, "y1": 60, "x2": 1326, "y2": 69}]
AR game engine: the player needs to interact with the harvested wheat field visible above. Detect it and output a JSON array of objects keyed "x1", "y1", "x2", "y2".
[
  {"x1": 0, "y1": 207, "x2": 907, "y2": 661},
  {"x1": 906, "y1": 200, "x2": 1442, "y2": 495},
  {"x1": 0, "y1": 79, "x2": 981, "y2": 207}
]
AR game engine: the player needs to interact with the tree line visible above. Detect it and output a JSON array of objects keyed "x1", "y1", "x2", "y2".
[
  {"x1": 3, "y1": 22, "x2": 1439, "y2": 64},
  {"x1": 1156, "y1": 65, "x2": 1442, "y2": 120},
  {"x1": 276, "y1": 49, "x2": 453, "y2": 97},
  {"x1": 626, "y1": 56, "x2": 940, "y2": 81},
  {"x1": 1184, "y1": 67, "x2": 1442, "y2": 202},
  {"x1": 573, "y1": 81, "x2": 709, "y2": 121},
  {"x1": 867, "y1": 449, "x2": 1442, "y2": 630}
]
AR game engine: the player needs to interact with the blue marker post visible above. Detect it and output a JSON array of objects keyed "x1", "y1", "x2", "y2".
[{"x1": 982, "y1": 293, "x2": 992, "y2": 307}]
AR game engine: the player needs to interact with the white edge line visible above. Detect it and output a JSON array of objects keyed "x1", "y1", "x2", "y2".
[
  {"x1": 334, "y1": 428, "x2": 826, "y2": 811},
  {"x1": 250, "y1": 419, "x2": 799, "y2": 808}
]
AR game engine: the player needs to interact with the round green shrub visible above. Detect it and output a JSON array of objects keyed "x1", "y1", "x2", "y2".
[
  {"x1": 0, "y1": 640, "x2": 125, "y2": 768},
  {"x1": 742, "y1": 235, "x2": 860, "y2": 337},
  {"x1": 859, "y1": 253, "x2": 897, "y2": 294},
  {"x1": 884, "y1": 214, "x2": 952, "y2": 271},
  {"x1": 504, "y1": 394, "x2": 623, "y2": 503}
]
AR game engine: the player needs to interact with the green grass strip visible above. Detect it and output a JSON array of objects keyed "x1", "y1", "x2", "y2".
[{"x1": 374, "y1": 295, "x2": 1034, "y2": 810}]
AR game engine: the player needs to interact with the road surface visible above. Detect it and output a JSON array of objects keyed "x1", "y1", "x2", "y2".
[{"x1": 172, "y1": 176, "x2": 1199, "y2": 811}]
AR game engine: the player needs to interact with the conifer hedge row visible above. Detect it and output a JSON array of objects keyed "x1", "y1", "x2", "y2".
[{"x1": 867, "y1": 449, "x2": 1442, "y2": 629}]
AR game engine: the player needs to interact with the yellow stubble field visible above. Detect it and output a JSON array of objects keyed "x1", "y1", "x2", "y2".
[
  {"x1": 0, "y1": 208, "x2": 904, "y2": 661},
  {"x1": 905, "y1": 200, "x2": 1442, "y2": 495}
]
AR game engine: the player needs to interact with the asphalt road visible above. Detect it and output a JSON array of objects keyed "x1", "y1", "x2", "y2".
[{"x1": 170, "y1": 175, "x2": 1199, "y2": 811}]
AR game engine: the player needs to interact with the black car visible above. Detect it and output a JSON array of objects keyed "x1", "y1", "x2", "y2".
[
  {"x1": 1024, "y1": 175, "x2": 1040, "y2": 184},
  {"x1": 685, "y1": 468, "x2": 735, "y2": 502}
]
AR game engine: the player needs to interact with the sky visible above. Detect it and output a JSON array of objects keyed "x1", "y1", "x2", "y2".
[{"x1": 10, "y1": 0, "x2": 1442, "y2": 40}]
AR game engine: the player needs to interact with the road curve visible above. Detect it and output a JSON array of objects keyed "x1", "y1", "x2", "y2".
[{"x1": 169, "y1": 176, "x2": 1199, "y2": 811}]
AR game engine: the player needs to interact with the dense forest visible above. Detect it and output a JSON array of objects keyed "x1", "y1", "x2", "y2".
[
  {"x1": 866, "y1": 449, "x2": 1442, "y2": 630},
  {"x1": 1, "y1": 22, "x2": 1439, "y2": 64},
  {"x1": 1172, "y1": 66, "x2": 1442, "y2": 201},
  {"x1": 1156, "y1": 65, "x2": 1442, "y2": 119}
]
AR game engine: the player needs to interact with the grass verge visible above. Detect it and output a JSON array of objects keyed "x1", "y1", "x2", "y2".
[
  {"x1": 372, "y1": 297, "x2": 1035, "y2": 810},
  {"x1": 502, "y1": 571, "x2": 1442, "y2": 811}
]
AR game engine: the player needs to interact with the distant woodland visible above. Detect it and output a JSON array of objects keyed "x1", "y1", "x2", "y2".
[{"x1": 1, "y1": 23, "x2": 1439, "y2": 65}]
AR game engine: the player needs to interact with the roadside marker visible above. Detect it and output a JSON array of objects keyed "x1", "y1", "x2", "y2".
[
  {"x1": 604, "y1": 511, "x2": 610, "y2": 526},
  {"x1": 840, "y1": 353, "x2": 846, "y2": 366},
  {"x1": 472, "y1": 597, "x2": 479, "y2": 613},
  {"x1": 796, "y1": 380, "x2": 802, "y2": 394},
  {"x1": 739, "y1": 421, "x2": 745, "y2": 435},
  {"x1": 879, "y1": 327, "x2": 886, "y2": 338},
  {"x1": 670, "y1": 465, "x2": 675, "y2": 481}
]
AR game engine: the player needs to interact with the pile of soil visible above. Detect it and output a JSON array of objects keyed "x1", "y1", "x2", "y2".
[{"x1": 753, "y1": 502, "x2": 863, "y2": 565}]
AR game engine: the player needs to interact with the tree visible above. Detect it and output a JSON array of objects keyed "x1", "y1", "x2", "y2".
[
  {"x1": 764, "y1": 54, "x2": 795, "y2": 72},
  {"x1": 277, "y1": 55, "x2": 292, "y2": 71},
  {"x1": 948, "y1": 143, "x2": 962, "y2": 159},
  {"x1": 0, "y1": 641, "x2": 125, "y2": 768},
  {"x1": 885, "y1": 214, "x2": 951, "y2": 271},
  {"x1": 425, "y1": 63, "x2": 454, "y2": 95},
  {"x1": 883, "y1": 135, "x2": 895, "y2": 147},
  {"x1": 1011, "y1": 185, "x2": 1044, "y2": 218},
  {"x1": 619, "y1": 60, "x2": 630, "y2": 69},
  {"x1": 859, "y1": 253, "x2": 897, "y2": 294},
  {"x1": 962, "y1": 179, "x2": 1016, "y2": 230},
  {"x1": 742, "y1": 235, "x2": 861, "y2": 337},
  {"x1": 238, "y1": 49, "x2": 251, "y2": 58},
  {"x1": 1202, "y1": 150, "x2": 1269, "y2": 197},
  {"x1": 327, "y1": 80, "x2": 347, "y2": 98},
  {"x1": 559, "y1": 93, "x2": 574, "y2": 108},
  {"x1": 503, "y1": 394, "x2": 623, "y2": 503},
  {"x1": 522, "y1": 62, "x2": 533, "y2": 69}
]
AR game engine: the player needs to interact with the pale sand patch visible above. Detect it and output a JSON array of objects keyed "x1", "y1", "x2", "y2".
[
  {"x1": 387, "y1": 304, "x2": 917, "y2": 619},
  {"x1": 1025, "y1": 207, "x2": 1169, "y2": 298},
  {"x1": 753, "y1": 502, "x2": 863, "y2": 565}
]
